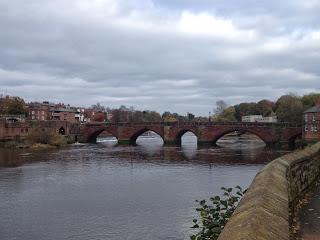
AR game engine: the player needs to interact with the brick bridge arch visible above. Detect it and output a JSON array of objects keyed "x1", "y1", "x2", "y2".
[
  {"x1": 129, "y1": 127, "x2": 164, "y2": 143},
  {"x1": 80, "y1": 124, "x2": 118, "y2": 143},
  {"x1": 81, "y1": 123, "x2": 164, "y2": 144},
  {"x1": 210, "y1": 128, "x2": 275, "y2": 145},
  {"x1": 174, "y1": 128, "x2": 199, "y2": 144},
  {"x1": 79, "y1": 122, "x2": 302, "y2": 148}
]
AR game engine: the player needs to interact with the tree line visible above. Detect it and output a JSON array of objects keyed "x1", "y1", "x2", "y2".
[
  {"x1": 1, "y1": 92, "x2": 319, "y2": 123},
  {"x1": 213, "y1": 93, "x2": 320, "y2": 123}
]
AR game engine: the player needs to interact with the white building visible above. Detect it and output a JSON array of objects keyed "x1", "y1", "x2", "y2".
[{"x1": 242, "y1": 115, "x2": 277, "y2": 123}]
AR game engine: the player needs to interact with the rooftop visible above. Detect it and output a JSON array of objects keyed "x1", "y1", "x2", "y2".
[
  {"x1": 50, "y1": 107, "x2": 77, "y2": 113},
  {"x1": 304, "y1": 105, "x2": 320, "y2": 113}
]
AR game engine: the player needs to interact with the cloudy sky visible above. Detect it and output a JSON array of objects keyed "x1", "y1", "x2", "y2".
[{"x1": 1, "y1": 0, "x2": 319, "y2": 115}]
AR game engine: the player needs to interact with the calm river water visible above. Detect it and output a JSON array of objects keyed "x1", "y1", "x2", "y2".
[{"x1": 0, "y1": 134, "x2": 288, "y2": 240}]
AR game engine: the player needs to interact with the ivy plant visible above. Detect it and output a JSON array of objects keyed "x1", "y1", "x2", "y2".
[{"x1": 190, "y1": 186, "x2": 245, "y2": 240}]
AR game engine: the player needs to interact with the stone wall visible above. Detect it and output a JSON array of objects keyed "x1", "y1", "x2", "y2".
[
  {"x1": 0, "y1": 120, "x2": 80, "y2": 142},
  {"x1": 218, "y1": 142, "x2": 320, "y2": 240}
]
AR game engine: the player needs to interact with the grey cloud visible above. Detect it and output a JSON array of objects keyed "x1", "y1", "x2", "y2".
[{"x1": 0, "y1": 0, "x2": 319, "y2": 115}]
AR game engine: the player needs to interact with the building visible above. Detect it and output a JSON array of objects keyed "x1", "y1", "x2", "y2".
[
  {"x1": 27, "y1": 102, "x2": 84, "y2": 123},
  {"x1": 27, "y1": 101, "x2": 52, "y2": 121},
  {"x1": 303, "y1": 105, "x2": 320, "y2": 141},
  {"x1": 50, "y1": 107, "x2": 79, "y2": 123},
  {"x1": 241, "y1": 115, "x2": 277, "y2": 123},
  {"x1": 83, "y1": 109, "x2": 97, "y2": 123}
]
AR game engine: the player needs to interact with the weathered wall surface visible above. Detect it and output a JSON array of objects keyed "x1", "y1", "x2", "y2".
[
  {"x1": 218, "y1": 142, "x2": 320, "y2": 240},
  {"x1": 0, "y1": 120, "x2": 80, "y2": 142}
]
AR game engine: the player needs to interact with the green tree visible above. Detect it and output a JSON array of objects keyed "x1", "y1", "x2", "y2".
[
  {"x1": 301, "y1": 93, "x2": 320, "y2": 109},
  {"x1": 275, "y1": 94, "x2": 303, "y2": 123},
  {"x1": 234, "y1": 102, "x2": 259, "y2": 121}
]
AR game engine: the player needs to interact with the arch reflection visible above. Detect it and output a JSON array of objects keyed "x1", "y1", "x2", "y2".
[
  {"x1": 216, "y1": 131, "x2": 265, "y2": 149},
  {"x1": 96, "y1": 130, "x2": 118, "y2": 147}
]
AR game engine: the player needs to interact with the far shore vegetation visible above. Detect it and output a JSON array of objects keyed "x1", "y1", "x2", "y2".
[{"x1": 1, "y1": 93, "x2": 319, "y2": 124}]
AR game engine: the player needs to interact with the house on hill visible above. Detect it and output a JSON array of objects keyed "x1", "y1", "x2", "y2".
[{"x1": 303, "y1": 105, "x2": 320, "y2": 141}]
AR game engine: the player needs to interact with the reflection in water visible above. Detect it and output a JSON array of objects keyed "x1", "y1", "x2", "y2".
[
  {"x1": 0, "y1": 135, "x2": 289, "y2": 240},
  {"x1": 136, "y1": 131, "x2": 164, "y2": 156},
  {"x1": 217, "y1": 132, "x2": 266, "y2": 149},
  {"x1": 181, "y1": 132, "x2": 198, "y2": 160},
  {"x1": 97, "y1": 136, "x2": 118, "y2": 146}
]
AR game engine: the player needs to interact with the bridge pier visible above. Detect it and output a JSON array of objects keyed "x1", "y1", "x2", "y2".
[
  {"x1": 198, "y1": 140, "x2": 215, "y2": 146},
  {"x1": 117, "y1": 139, "x2": 134, "y2": 145},
  {"x1": 163, "y1": 140, "x2": 180, "y2": 146}
]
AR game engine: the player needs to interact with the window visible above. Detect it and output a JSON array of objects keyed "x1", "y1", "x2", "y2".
[
  {"x1": 305, "y1": 125, "x2": 308, "y2": 132},
  {"x1": 315, "y1": 124, "x2": 318, "y2": 132},
  {"x1": 32, "y1": 111, "x2": 35, "y2": 114},
  {"x1": 311, "y1": 125, "x2": 314, "y2": 132},
  {"x1": 313, "y1": 114, "x2": 316, "y2": 121}
]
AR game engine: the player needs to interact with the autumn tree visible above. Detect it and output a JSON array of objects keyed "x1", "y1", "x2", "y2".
[
  {"x1": 213, "y1": 106, "x2": 237, "y2": 122},
  {"x1": 2, "y1": 98, "x2": 27, "y2": 115},
  {"x1": 93, "y1": 112, "x2": 106, "y2": 122}
]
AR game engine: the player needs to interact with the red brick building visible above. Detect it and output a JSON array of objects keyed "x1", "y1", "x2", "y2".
[
  {"x1": 303, "y1": 105, "x2": 320, "y2": 141},
  {"x1": 51, "y1": 107, "x2": 79, "y2": 123},
  {"x1": 27, "y1": 102, "x2": 81, "y2": 123},
  {"x1": 27, "y1": 102, "x2": 52, "y2": 121}
]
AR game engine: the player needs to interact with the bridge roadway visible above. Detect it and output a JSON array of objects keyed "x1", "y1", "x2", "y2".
[{"x1": 79, "y1": 121, "x2": 302, "y2": 147}]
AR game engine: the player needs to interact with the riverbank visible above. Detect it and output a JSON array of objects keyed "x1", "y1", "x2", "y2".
[
  {"x1": 0, "y1": 140, "x2": 67, "y2": 149},
  {"x1": 0, "y1": 132, "x2": 79, "y2": 149},
  {"x1": 218, "y1": 142, "x2": 320, "y2": 240}
]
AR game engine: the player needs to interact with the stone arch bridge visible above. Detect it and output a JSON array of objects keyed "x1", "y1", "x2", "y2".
[{"x1": 79, "y1": 122, "x2": 302, "y2": 147}]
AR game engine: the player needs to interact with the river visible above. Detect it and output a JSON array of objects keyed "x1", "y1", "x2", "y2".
[{"x1": 0, "y1": 133, "x2": 288, "y2": 240}]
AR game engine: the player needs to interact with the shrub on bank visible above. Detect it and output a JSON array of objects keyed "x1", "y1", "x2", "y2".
[
  {"x1": 26, "y1": 130, "x2": 66, "y2": 147},
  {"x1": 191, "y1": 186, "x2": 245, "y2": 240}
]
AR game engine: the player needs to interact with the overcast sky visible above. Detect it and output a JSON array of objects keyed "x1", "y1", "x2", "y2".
[{"x1": 0, "y1": 0, "x2": 319, "y2": 115}]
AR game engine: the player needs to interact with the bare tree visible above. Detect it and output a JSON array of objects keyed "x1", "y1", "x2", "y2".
[{"x1": 214, "y1": 100, "x2": 228, "y2": 115}]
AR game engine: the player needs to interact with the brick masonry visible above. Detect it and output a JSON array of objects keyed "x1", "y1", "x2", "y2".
[
  {"x1": 0, "y1": 119, "x2": 80, "y2": 142},
  {"x1": 79, "y1": 122, "x2": 302, "y2": 147},
  {"x1": 0, "y1": 121, "x2": 303, "y2": 147}
]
